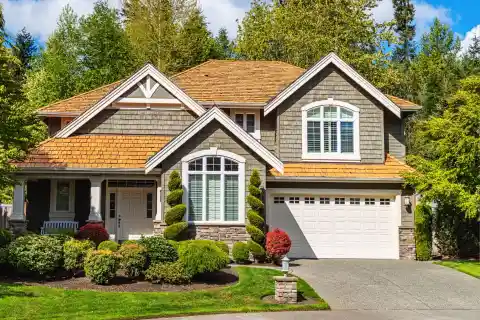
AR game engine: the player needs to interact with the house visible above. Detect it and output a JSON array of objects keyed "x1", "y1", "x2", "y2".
[{"x1": 11, "y1": 53, "x2": 420, "y2": 260}]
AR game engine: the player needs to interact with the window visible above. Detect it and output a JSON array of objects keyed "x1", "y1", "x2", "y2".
[
  {"x1": 289, "y1": 197, "x2": 299, "y2": 204},
  {"x1": 184, "y1": 151, "x2": 244, "y2": 223},
  {"x1": 350, "y1": 198, "x2": 360, "y2": 205},
  {"x1": 305, "y1": 197, "x2": 315, "y2": 204},
  {"x1": 52, "y1": 180, "x2": 74, "y2": 212},
  {"x1": 365, "y1": 198, "x2": 375, "y2": 205},
  {"x1": 146, "y1": 193, "x2": 153, "y2": 218},
  {"x1": 109, "y1": 193, "x2": 116, "y2": 218},
  {"x1": 319, "y1": 197, "x2": 330, "y2": 204},
  {"x1": 302, "y1": 100, "x2": 360, "y2": 161},
  {"x1": 274, "y1": 197, "x2": 285, "y2": 204},
  {"x1": 380, "y1": 198, "x2": 391, "y2": 205},
  {"x1": 335, "y1": 198, "x2": 346, "y2": 205},
  {"x1": 232, "y1": 110, "x2": 260, "y2": 139}
]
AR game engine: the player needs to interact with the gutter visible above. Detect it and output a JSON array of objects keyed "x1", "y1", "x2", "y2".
[{"x1": 266, "y1": 176, "x2": 404, "y2": 183}]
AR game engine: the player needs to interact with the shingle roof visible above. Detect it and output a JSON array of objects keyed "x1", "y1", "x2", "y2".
[
  {"x1": 268, "y1": 154, "x2": 413, "y2": 179},
  {"x1": 16, "y1": 135, "x2": 171, "y2": 169},
  {"x1": 385, "y1": 95, "x2": 421, "y2": 110}
]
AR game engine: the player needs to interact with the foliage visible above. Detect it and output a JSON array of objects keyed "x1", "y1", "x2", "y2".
[
  {"x1": 145, "y1": 261, "x2": 191, "y2": 284},
  {"x1": 44, "y1": 228, "x2": 75, "y2": 237},
  {"x1": 12, "y1": 27, "x2": 37, "y2": 79},
  {"x1": 76, "y1": 223, "x2": 109, "y2": 246},
  {"x1": 98, "y1": 240, "x2": 120, "y2": 252},
  {"x1": 63, "y1": 239, "x2": 95, "y2": 271},
  {"x1": 167, "y1": 240, "x2": 180, "y2": 250},
  {"x1": 247, "y1": 240, "x2": 266, "y2": 262},
  {"x1": 138, "y1": 235, "x2": 178, "y2": 264},
  {"x1": 414, "y1": 202, "x2": 432, "y2": 261},
  {"x1": 84, "y1": 249, "x2": 119, "y2": 284},
  {"x1": 177, "y1": 240, "x2": 229, "y2": 277},
  {"x1": 213, "y1": 27, "x2": 234, "y2": 59},
  {"x1": 266, "y1": 228, "x2": 291, "y2": 260},
  {"x1": 0, "y1": 228, "x2": 13, "y2": 247},
  {"x1": 232, "y1": 242, "x2": 250, "y2": 264},
  {"x1": 164, "y1": 170, "x2": 186, "y2": 240},
  {"x1": 215, "y1": 241, "x2": 229, "y2": 255},
  {"x1": 463, "y1": 35, "x2": 480, "y2": 75},
  {"x1": 164, "y1": 222, "x2": 188, "y2": 240},
  {"x1": 392, "y1": 0, "x2": 416, "y2": 64},
  {"x1": 246, "y1": 225, "x2": 265, "y2": 244},
  {"x1": 164, "y1": 204, "x2": 186, "y2": 225},
  {"x1": 122, "y1": 240, "x2": 137, "y2": 245},
  {"x1": 247, "y1": 210, "x2": 264, "y2": 229},
  {"x1": 118, "y1": 243, "x2": 147, "y2": 278},
  {"x1": 8, "y1": 235, "x2": 63, "y2": 275},
  {"x1": 246, "y1": 169, "x2": 265, "y2": 251}
]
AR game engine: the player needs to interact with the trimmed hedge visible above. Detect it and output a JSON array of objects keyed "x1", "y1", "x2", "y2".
[
  {"x1": 415, "y1": 202, "x2": 433, "y2": 261},
  {"x1": 118, "y1": 243, "x2": 147, "y2": 278},
  {"x1": 145, "y1": 261, "x2": 190, "y2": 284},
  {"x1": 138, "y1": 236, "x2": 178, "y2": 264},
  {"x1": 122, "y1": 240, "x2": 137, "y2": 245},
  {"x1": 98, "y1": 240, "x2": 120, "y2": 252},
  {"x1": 246, "y1": 225, "x2": 265, "y2": 244},
  {"x1": 84, "y1": 250, "x2": 119, "y2": 284},
  {"x1": 246, "y1": 195, "x2": 264, "y2": 211},
  {"x1": 247, "y1": 240, "x2": 266, "y2": 262},
  {"x1": 164, "y1": 222, "x2": 188, "y2": 240},
  {"x1": 64, "y1": 239, "x2": 95, "y2": 271},
  {"x1": 215, "y1": 241, "x2": 229, "y2": 255},
  {"x1": 232, "y1": 242, "x2": 249, "y2": 263},
  {"x1": 178, "y1": 240, "x2": 229, "y2": 277}
]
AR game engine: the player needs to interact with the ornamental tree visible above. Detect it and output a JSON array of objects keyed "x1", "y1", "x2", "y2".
[
  {"x1": 246, "y1": 169, "x2": 266, "y2": 261},
  {"x1": 266, "y1": 228, "x2": 291, "y2": 262},
  {"x1": 163, "y1": 170, "x2": 187, "y2": 240}
]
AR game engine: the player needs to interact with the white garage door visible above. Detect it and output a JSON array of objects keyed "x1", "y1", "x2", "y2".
[{"x1": 268, "y1": 194, "x2": 399, "y2": 259}]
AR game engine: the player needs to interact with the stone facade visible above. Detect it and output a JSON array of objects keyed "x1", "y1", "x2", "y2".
[
  {"x1": 399, "y1": 227, "x2": 416, "y2": 260},
  {"x1": 274, "y1": 276, "x2": 298, "y2": 304}
]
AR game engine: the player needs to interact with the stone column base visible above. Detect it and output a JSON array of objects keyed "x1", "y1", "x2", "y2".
[
  {"x1": 153, "y1": 221, "x2": 167, "y2": 236},
  {"x1": 399, "y1": 226, "x2": 416, "y2": 260},
  {"x1": 8, "y1": 219, "x2": 27, "y2": 235},
  {"x1": 274, "y1": 276, "x2": 298, "y2": 304}
]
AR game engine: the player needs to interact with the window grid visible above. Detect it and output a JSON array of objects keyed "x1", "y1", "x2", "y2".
[
  {"x1": 224, "y1": 175, "x2": 239, "y2": 221},
  {"x1": 246, "y1": 114, "x2": 255, "y2": 133},
  {"x1": 380, "y1": 198, "x2": 391, "y2": 205},
  {"x1": 274, "y1": 197, "x2": 285, "y2": 204},
  {"x1": 365, "y1": 198, "x2": 375, "y2": 205},
  {"x1": 288, "y1": 197, "x2": 300, "y2": 204},
  {"x1": 335, "y1": 197, "x2": 346, "y2": 205},
  {"x1": 146, "y1": 193, "x2": 153, "y2": 218},
  {"x1": 304, "y1": 197, "x2": 315, "y2": 204},
  {"x1": 56, "y1": 181, "x2": 71, "y2": 211},
  {"x1": 319, "y1": 197, "x2": 330, "y2": 204},
  {"x1": 109, "y1": 193, "x2": 116, "y2": 218},
  {"x1": 349, "y1": 197, "x2": 360, "y2": 205}
]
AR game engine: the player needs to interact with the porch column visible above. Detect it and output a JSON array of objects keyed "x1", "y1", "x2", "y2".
[
  {"x1": 88, "y1": 177, "x2": 103, "y2": 222},
  {"x1": 155, "y1": 179, "x2": 162, "y2": 220},
  {"x1": 11, "y1": 180, "x2": 25, "y2": 221}
]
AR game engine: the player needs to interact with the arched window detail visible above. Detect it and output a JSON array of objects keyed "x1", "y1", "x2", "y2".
[
  {"x1": 301, "y1": 99, "x2": 360, "y2": 161},
  {"x1": 181, "y1": 149, "x2": 245, "y2": 224}
]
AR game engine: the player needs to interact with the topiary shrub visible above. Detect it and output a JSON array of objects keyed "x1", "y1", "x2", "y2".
[
  {"x1": 246, "y1": 169, "x2": 266, "y2": 259},
  {"x1": 145, "y1": 261, "x2": 191, "y2": 284},
  {"x1": 246, "y1": 225, "x2": 265, "y2": 244},
  {"x1": 266, "y1": 228, "x2": 291, "y2": 263},
  {"x1": 415, "y1": 202, "x2": 433, "y2": 261},
  {"x1": 215, "y1": 241, "x2": 229, "y2": 255},
  {"x1": 247, "y1": 210, "x2": 264, "y2": 229},
  {"x1": 0, "y1": 229, "x2": 13, "y2": 247},
  {"x1": 76, "y1": 223, "x2": 109, "y2": 246},
  {"x1": 178, "y1": 240, "x2": 229, "y2": 277},
  {"x1": 232, "y1": 242, "x2": 250, "y2": 264},
  {"x1": 164, "y1": 221, "x2": 188, "y2": 240},
  {"x1": 64, "y1": 239, "x2": 95, "y2": 271},
  {"x1": 8, "y1": 235, "x2": 64, "y2": 276},
  {"x1": 84, "y1": 250, "x2": 119, "y2": 284},
  {"x1": 167, "y1": 240, "x2": 180, "y2": 250},
  {"x1": 122, "y1": 240, "x2": 137, "y2": 245},
  {"x1": 118, "y1": 243, "x2": 147, "y2": 278},
  {"x1": 164, "y1": 170, "x2": 186, "y2": 240},
  {"x1": 138, "y1": 236, "x2": 178, "y2": 264},
  {"x1": 98, "y1": 240, "x2": 120, "y2": 252},
  {"x1": 247, "y1": 240, "x2": 266, "y2": 262}
]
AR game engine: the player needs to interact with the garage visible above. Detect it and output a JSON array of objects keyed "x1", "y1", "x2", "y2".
[{"x1": 267, "y1": 192, "x2": 400, "y2": 259}]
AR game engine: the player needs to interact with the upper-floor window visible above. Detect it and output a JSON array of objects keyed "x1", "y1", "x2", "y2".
[
  {"x1": 301, "y1": 99, "x2": 360, "y2": 161},
  {"x1": 231, "y1": 109, "x2": 260, "y2": 139}
]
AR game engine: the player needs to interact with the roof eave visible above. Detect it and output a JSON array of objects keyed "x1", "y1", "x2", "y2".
[{"x1": 266, "y1": 176, "x2": 404, "y2": 183}]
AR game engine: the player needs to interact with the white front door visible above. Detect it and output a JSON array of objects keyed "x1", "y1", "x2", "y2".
[
  {"x1": 268, "y1": 193, "x2": 400, "y2": 259},
  {"x1": 116, "y1": 188, "x2": 154, "y2": 240}
]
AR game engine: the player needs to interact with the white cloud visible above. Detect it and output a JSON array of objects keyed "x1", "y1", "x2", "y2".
[
  {"x1": 198, "y1": 0, "x2": 247, "y2": 37},
  {"x1": 460, "y1": 24, "x2": 480, "y2": 54}
]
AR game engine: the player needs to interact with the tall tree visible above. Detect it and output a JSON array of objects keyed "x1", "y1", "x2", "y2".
[
  {"x1": 463, "y1": 35, "x2": 480, "y2": 75},
  {"x1": 392, "y1": 0, "x2": 416, "y2": 64},
  {"x1": 213, "y1": 27, "x2": 234, "y2": 59},
  {"x1": 12, "y1": 28, "x2": 37, "y2": 75}
]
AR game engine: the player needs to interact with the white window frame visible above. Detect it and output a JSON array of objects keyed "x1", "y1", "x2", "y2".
[
  {"x1": 301, "y1": 98, "x2": 360, "y2": 161},
  {"x1": 50, "y1": 180, "x2": 75, "y2": 216},
  {"x1": 181, "y1": 148, "x2": 246, "y2": 225},
  {"x1": 231, "y1": 109, "x2": 261, "y2": 140}
]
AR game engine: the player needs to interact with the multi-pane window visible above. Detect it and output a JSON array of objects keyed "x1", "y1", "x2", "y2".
[
  {"x1": 349, "y1": 198, "x2": 360, "y2": 205},
  {"x1": 146, "y1": 193, "x2": 153, "y2": 218},
  {"x1": 187, "y1": 156, "x2": 240, "y2": 222},
  {"x1": 305, "y1": 197, "x2": 315, "y2": 204},
  {"x1": 288, "y1": 197, "x2": 300, "y2": 204},
  {"x1": 304, "y1": 104, "x2": 357, "y2": 157},
  {"x1": 55, "y1": 181, "x2": 71, "y2": 211},
  {"x1": 365, "y1": 198, "x2": 375, "y2": 205},
  {"x1": 335, "y1": 197, "x2": 346, "y2": 205},
  {"x1": 109, "y1": 193, "x2": 116, "y2": 218},
  {"x1": 274, "y1": 197, "x2": 285, "y2": 204},
  {"x1": 235, "y1": 113, "x2": 256, "y2": 134},
  {"x1": 319, "y1": 197, "x2": 330, "y2": 204},
  {"x1": 380, "y1": 198, "x2": 391, "y2": 205}
]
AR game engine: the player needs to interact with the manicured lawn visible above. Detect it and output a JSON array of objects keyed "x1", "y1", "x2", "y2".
[
  {"x1": 0, "y1": 267, "x2": 329, "y2": 320},
  {"x1": 434, "y1": 260, "x2": 480, "y2": 278}
]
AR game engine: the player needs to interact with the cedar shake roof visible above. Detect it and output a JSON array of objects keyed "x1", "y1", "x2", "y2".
[
  {"x1": 37, "y1": 60, "x2": 420, "y2": 115},
  {"x1": 268, "y1": 154, "x2": 413, "y2": 179},
  {"x1": 16, "y1": 135, "x2": 172, "y2": 169}
]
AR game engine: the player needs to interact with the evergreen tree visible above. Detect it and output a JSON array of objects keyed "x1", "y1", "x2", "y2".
[
  {"x1": 463, "y1": 35, "x2": 480, "y2": 75},
  {"x1": 246, "y1": 169, "x2": 266, "y2": 261},
  {"x1": 12, "y1": 28, "x2": 37, "y2": 75},
  {"x1": 392, "y1": 0, "x2": 416, "y2": 64},
  {"x1": 163, "y1": 170, "x2": 188, "y2": 240},
  {"x1": 213, "y1": 27, "x2": 234, "y2": 59}
]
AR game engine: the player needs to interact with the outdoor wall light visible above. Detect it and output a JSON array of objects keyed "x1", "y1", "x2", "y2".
[
  {"x1": 405, "y1": 197, "x2": 411, "y2": 206},
  {"x1": 281, "y1": 256, "x2": 290, "y2": 275}
]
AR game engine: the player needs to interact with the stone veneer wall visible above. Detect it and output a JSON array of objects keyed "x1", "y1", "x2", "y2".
[{"x1": 399, "y1": 227, "x2": 415, "y2": 260}]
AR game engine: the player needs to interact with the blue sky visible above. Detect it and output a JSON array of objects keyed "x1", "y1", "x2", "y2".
[{"x1": 0, "y1": 0, "x2": 478, "y2": 53}]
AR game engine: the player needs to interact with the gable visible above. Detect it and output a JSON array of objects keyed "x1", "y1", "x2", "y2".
[{"x1": 119, "y1": 75, "x2": 178, "y2": 101}]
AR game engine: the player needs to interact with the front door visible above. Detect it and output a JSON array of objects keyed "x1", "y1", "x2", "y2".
[{"x1": 117, "y1": 188, "x2": 154, "y2": 240}]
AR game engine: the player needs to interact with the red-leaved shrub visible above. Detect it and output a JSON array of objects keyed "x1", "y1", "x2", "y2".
[
  {"x1": 76, "y1": 223, "x2": 109, "y2": 247},
  {"x1": 266, "y1": 228, "x2": 291, "y2": 261}
]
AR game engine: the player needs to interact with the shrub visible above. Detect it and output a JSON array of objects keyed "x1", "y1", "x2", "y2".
[
  {"x1": 118, "y1": 243, "x2": 147, "y2": 278},
  {"x1": 64, "y1": 239, "x2": 95, "y2": 271},
  {"x1": 164, "y1": 204, "x2": 186, "y2": 225},
  {"x1": 247, "y1": 240, "x2": 266, "y2": 262},
  {"x1": 215, "y1": 241, "x2": 229, "y2": 255},
  {"x1": 164, "y1": 221, "x2": 188, "y2": 240},
  {"x1": 0, "y1": 247, "x2": 9, "y2": 266},
  {"x1": 145, "y1": 261, "x2": 190, "y2": 284},
  {"x1": 122, "y1": 240, "x2": 137, "y2": 245},
  {"x1": 76, "y1": 223, "x2": 109, "y2": 246},
  {"x1": 415, "y1": 202, "x2": 433, "y2": 261},
  {"x1": 167, "y1": 240, "x2": 180, "y2": 250},
  {"x1": 8, "y1": 235, "x2": 63, "y2": 275},
  {"x1": 0, "y1": 229, "x2": 13, "y2": 247},
  {"x1": 43, "y1": 228, "x2": 75, "y2": 237},
  {"x1": 98, "y1": 240, "x2": 120, "y2": 252},
  {"x1": 84, "y1": 250, "x2": 119, "y2": 284},
  {"x1": 247, "y1": 210, "x2": 264, "y2": 229},
  {"x1": 138, "y1": 236, "x2": 178, "y2": 264},
  {"x1": 178, "y1": 240, "x2": 229, "y2": 277},
  {"x1": 246, "y1": 225, "x2": 265, "y2": 243},
  {"x1": 266, "y1": 228, "x2": 291, "y2": 261},
  {"x1": 47, "y1": 234, "x2": 74, "y2": 244},
  {"x1": 232, "y1": 242, "x2": 250, "y2": 263},
  {"x1": 246, "y1": 195, "x2": 264, "y2": 211}
]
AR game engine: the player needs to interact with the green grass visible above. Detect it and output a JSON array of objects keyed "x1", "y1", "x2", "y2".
[
  {"x1": 434, "y1": 260, "x2": 480, "y2": 278},
  {"x1": 0, "y1": 267, "x2": 329, "y2": 320}
]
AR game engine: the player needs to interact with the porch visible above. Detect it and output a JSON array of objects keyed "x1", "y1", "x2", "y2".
[{"x1": 11, "y1": 177, "x2": 162, "y2": 241}]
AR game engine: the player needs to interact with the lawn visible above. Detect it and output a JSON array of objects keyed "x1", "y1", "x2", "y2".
[
  {"x1": 0, "y1": 267, "x2": 329, "y2": 320},
  {"x1": 434, "y1": 260, "x2": 480, "y2": 278}
]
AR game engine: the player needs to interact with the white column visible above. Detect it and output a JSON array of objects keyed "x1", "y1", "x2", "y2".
[
  {"x1": 11, "y1": 180, "x2": 25, "y2": 220},
  {"x1": 88, "y1": 177, "x2": 103, "y2": 221},
  {"x1": 155, "y1": 179, "x2": 162, "y2": 221}
]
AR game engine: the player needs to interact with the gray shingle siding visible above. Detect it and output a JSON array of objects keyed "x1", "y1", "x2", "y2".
[
  {"x1": 277, "y1": 66, "x2": 385, "y2": 163},
  {"x1": 76, "y1": 108, "x2": 197, "y2": 135},
  {"x1": 160, "y1": 120, "x2": 267, "y2": 222},
  {"x1": 384, "y1": 112, "x2": 406, "y2": 160}
]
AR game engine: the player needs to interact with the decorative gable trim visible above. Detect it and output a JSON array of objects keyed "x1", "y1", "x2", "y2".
[
  {"x1": 145, "y1": 107, "x2": 284, "y2": 174},
  {"x1": 55, "y1": 64, "x2": 206, "y2": 138},
  {"x1": 264, "y1": 53, "x2": 402, "y2": 118}
]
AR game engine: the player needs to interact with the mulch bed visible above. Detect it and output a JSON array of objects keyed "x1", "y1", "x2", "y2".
[{"x1": 0, "y1": 268, "x2": 238, "y2": 293}]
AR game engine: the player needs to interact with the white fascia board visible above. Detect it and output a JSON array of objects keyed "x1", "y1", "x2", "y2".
[
  {"x1": 55, "y1": 64, "x2": 206, "y2": 138},
  {"x1": 264, "y1": 53, "x2": 401, "y2": 118},
  {"x1": 145, "y1": 107, "x2": 284, "y2": 174}
]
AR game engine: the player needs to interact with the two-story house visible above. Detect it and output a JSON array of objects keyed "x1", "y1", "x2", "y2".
[{"x1": 11, "y1": 53, "x2": 419, "y2": 259}]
